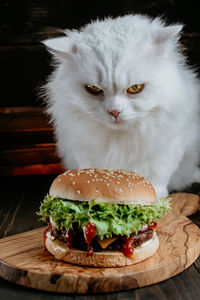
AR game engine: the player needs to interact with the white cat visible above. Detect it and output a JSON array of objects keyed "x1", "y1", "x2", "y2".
[{"x1": 42, "y1": 14, "x2": 200, "y2": 199}]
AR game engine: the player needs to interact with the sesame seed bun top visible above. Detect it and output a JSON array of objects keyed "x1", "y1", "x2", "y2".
[{"x1": 49, "y1": 168, "x2": 156, "y2": 205}]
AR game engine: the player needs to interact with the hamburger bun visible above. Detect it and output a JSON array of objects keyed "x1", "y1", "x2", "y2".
[
  {"x1": 43, "y1": 168, "x2": 161, "y2": 267},
  {"x1": 45, "y1": 233, "x2": 159, "y2": 267},
  {"x1": 49, "y1": 168, "x2": 156, "y2": 205}
]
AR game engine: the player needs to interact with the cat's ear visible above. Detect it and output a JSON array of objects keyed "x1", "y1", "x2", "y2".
[
  {"x1": 42, "y1": 37, "x2": 77, "y2": 60},
  {"x1": 153, "y1": 24, "x2": 183, "y2": 51}
]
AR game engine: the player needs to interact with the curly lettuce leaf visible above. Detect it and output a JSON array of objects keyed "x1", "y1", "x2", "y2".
[{"x1": 37, "y1": 195, "x2": 171, "y2": 239}]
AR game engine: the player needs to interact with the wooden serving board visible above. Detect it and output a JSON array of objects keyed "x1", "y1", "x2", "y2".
[{"x1": 0, "y1": 193, "x2": 200, "y2": 294}]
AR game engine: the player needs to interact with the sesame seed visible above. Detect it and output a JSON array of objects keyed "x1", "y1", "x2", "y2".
[
  {"x1": 117, "y1": 182, "x2": 120, "y2": 184},
  {"x1": 92, "y1": 179, "x2": 95, "y2": 182},
  {"x1": 58, "y1": 178, "x2": 61, "y2": 182},
  {"x1": 107, "y1": 183, "x2": 110, "y2": 186},
  {"x1": 87, "y1": 180, "x2": 90, "y2": 184},
  {"x1": 77, "y1": 190, "x2": 80, "y2": 194},
  {"x1": 96, "y1": 189, "x2": 99, "y2": 193},
  {"x1": 130, "y1": 188, "x2": 133, "y2": 192},
  {"x1": 119, "y1": 188, "x2": 123, "y2": 193},
  {"x1": 72, "y1": 181, "x2": 75, "y2": 185}
]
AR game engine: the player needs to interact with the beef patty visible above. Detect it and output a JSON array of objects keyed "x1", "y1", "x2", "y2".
[{"x1": 49, "y1": 222, "x2": 153, "y2": 251}]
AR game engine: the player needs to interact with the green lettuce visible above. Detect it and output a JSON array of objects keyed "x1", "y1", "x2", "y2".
[{"x1": 37, "y1": 195, "x2": 171, "y2": 239}]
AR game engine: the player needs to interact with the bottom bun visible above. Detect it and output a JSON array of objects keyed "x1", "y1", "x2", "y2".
[{"x1": 45, "y1": 233, "x2": 159, "y2": 267}]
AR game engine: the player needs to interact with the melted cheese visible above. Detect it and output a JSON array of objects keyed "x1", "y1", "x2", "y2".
[{"x1": 97, "y1": 237, "x2": 118, "y2": 249}]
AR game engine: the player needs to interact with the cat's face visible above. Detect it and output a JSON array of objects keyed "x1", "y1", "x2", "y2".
[
  {"x1": 43, "y1": 15, "x2": 182, "y2": 130},
  {"x1": 71, "y1": 48, "x2": 159, "y2": 130}
]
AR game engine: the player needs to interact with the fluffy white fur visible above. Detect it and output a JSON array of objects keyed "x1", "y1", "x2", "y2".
[{"x1": 42, "y1": 15, "x2": 200, "y2": 199}]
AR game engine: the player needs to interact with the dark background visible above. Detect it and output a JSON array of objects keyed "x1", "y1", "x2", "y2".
[{"x1": 0, "y1": 0, "x2": 200, "y2": 175}]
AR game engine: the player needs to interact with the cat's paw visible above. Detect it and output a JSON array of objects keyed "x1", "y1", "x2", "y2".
[{"x1": 153, "y1": 185, "x2": 169, "y2": 200}]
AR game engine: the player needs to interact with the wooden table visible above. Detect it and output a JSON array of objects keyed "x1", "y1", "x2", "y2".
[{"x1": 0, "y1": 175, "x2": 199, "y2": 300}]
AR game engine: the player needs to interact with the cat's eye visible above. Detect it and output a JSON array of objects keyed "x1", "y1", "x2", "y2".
[
  {"x1": 85, "y1": 85, "x2": 104, "y2": 95},
  {"x1": 127, "y1": 83, "x2": 144, "y2": 94}
]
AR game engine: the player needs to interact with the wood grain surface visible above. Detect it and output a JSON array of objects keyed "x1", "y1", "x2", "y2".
[
  {"x1": 0, "y1": 107, "x2": 64, "y2": 175},
  {"x1": 0, "y1": 193, "x2": 199, "y2": 294}
]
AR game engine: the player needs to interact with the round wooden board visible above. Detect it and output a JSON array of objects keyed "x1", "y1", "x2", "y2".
[{"x1": 0, "y1": 193, "x2": 200, "y2": 294}]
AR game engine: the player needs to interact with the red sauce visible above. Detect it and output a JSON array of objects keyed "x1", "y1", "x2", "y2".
[
  {"x1": 83, "y1": 223, "x2": 96, "y2": 244},
  {"x1": 122, "y1": 236, "x2": 134, "y2": 257},
  {"x1": 65, "y1": 229, "x2": 75, "y2": 248},
  {"x1": 83, "y1": 223, "x2": 96, "y2": 256},
  {"x1": 87, "y1": 244, "x2": 94, "y2": 256},
  {"x1": 148, "y1": 221, "x2": 157, "y2": 231}
]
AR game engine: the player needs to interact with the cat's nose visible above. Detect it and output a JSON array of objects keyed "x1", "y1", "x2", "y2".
[{"x1": 108, "y1": 110, "x2": 121, "y2": 119}]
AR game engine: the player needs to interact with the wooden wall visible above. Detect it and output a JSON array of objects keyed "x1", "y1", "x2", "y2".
[{"x1": 1, "y1": 0, "x2": 199, "y2": 175}]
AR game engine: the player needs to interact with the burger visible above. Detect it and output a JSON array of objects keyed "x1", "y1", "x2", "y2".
[{"x1": 37, "y1": 168, "x2": 171, "y2": 267}]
